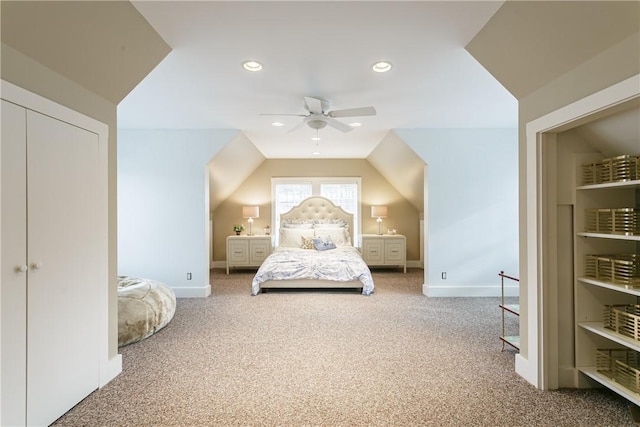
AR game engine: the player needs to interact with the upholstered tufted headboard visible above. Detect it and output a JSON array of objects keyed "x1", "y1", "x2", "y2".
[{"x1": 280, "y1": 196, "x2": 354, "y2": 245}]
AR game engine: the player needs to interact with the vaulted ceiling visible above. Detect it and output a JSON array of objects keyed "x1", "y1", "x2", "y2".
[{"x1": 118, "y1": 1, "x2": 518, "y2": 159}]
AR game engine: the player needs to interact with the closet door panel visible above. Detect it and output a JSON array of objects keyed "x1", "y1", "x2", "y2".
[
  {"x1": 0, "y1": 100, "x2": 28, "y2": 426},
  {"x1": 25, "y1": 110, "x2": 100, "y2": 426}
]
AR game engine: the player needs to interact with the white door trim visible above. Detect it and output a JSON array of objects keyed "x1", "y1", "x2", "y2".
[{"x1": 521, "y1": 74, "x2": 640, "y2": 389}]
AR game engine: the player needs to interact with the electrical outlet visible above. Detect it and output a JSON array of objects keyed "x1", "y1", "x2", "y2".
[
  {"x1": 441, "y1": 272, "x2": 446, "y2": 280},
  {"x1": 187, "y1": 273, "x2": 192, "y2": 280}
]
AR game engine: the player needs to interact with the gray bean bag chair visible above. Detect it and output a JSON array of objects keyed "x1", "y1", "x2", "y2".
[{"x1": 118, "y1": 276, "x2": 176, "y2": 347}]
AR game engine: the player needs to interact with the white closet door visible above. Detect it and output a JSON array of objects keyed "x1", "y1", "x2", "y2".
[
  {"x1": 26, "y1": 110, "x2": 100, "y2": 426},
  {"x1": 1, "y1": 100, "x2": 28, "y2": 426}
]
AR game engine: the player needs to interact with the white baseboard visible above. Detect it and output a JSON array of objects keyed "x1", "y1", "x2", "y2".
[
  {"x1": 558, "y1": 366, "x2": 578, "y2": 388},
  {"x1": 212, "y1": 260, "x2": 423, "y2": 270},
  {"x1": 99, "y1": 354, "x2": 122, "y2": 388},
  {"x1": 516, "y1": 354, "x2": 538, "y2": 388},
  {"x1": 211, "y1": 261, "x2": 226, "y2": 269},
  {"x1": 172, "y1": 284, "x2": 211, "y2": 298},
  {"x1": 423, "y1": 284, "x2": 519, "y2": 297}
]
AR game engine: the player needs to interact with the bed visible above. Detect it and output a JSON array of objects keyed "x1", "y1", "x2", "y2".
[{"x1": 251, "y1": 196, "x2": 374, "y2": 295}]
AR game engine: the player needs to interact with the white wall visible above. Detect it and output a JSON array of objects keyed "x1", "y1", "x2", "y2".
[
  {"x1": 395, "y1": 128, "x2": 519, "y2": 296},
  {"x1": 118, "y1": 129, "x2": 237, "y2": 297}
]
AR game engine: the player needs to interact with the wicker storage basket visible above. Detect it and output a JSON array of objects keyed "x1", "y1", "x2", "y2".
[
  {"x1": 585, "y1": 254, "x2": 640, "y2": 285},
  {"x1": 596, "y1": 349, "x2": 640, "y2": 394},
  {"x1": 582, "y1": 155, "x2": 640, "y2": 185},
  {"x1": 585, "y1": 208, "x2": 640, "y2": 235},
  {"x1": 604, "y1": 305, "x2": 640, "y2": 340}
]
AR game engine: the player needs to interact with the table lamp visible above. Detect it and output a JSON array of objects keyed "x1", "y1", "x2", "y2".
[
  {"x1": 371, "y1": 205, "x2": 387, "y2": 235},
  {"x1": 242, "y1": 206, "x2": 259, "y2": 236}
]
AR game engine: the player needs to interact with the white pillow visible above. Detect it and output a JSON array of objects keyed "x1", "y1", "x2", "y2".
[
  {"x1": 315, "y1": 227, "x2": 350, "y2": 246},
  {"x1": 314, "y1": 219, "x2": 349, "y2": 229},
  {"x1": 280, "y1": 228, "x2": 314, "y2": 247},
  {"x1": 281, "y1": 220, "x2": 314, "y2": 229}
]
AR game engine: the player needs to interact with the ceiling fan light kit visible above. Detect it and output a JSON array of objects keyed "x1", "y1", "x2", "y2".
[{"x1": 306, "y1": 118, "x2": 328, "y2": 130}]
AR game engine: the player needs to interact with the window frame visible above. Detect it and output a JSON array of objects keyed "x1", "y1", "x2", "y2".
[{"x1": 271, "y1": 177, "x2": 362, "y2": 246}]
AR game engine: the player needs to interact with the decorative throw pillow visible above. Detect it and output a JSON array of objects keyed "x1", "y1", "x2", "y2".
[
  {"x1": 313, "y1": 235, "x2": 337, "y2": 251},
  {"x1": 301, "y1": 236, "x2": 315, "y2": 249},
  {"x1": 316, "y1": 227, "x2": 350, "y2": 246}
]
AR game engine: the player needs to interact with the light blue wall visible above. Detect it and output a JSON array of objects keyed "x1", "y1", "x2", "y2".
[
  {"x1": 118, "y1": 129, "x2": 236, "y2": 297},
  {"x1": 395, "y1": 128, "x2": 518, "y2": 296}
]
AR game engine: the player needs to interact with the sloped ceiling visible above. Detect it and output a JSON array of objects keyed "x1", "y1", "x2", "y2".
[
  {"x1": 574, "y1": 103, "x2": 640, "y2": 157},
  {"x1": 208, "y1": 132, "x2": 266, "y2": 212},
  {"x1": 0, "y1": 0, "x2": 171, "y2": 104},
  {"x1": 367, "y1": 131, "x2": 425, "y2": 212},
  {"x1": 466, "y1": 1, "x2": 640, "y2": 100}
]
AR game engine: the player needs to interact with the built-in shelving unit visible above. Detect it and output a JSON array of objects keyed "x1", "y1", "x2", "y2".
[{"x1": 574, "y1": 169, "x2": 640, "y2": 406}]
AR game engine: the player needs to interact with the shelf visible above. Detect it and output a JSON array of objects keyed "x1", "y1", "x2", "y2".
[
  {"x1": 579, "y1": 367, "x2": 640, "y2": 406},
  {"x1": 499, "y1": 270, "x2": 520, "y2": 352},
  {"x1": 579, "y1": 321, "x2": 640, "y2": 352},
  {"x1": 499, "y1": 336, "x2": 520, "y2": 350},
  {"x1": 577, "y1": 232, "x2": 640, "y2": 241},
  {"x1": 577, "y1": 179, "x2": 640, "y2": 191},
  {"x1": 500, "y1": 304, "x2": 520, "y2": 316},
  {"x1": 578, "y1": 277, "x2": 640, "y2": 297}
]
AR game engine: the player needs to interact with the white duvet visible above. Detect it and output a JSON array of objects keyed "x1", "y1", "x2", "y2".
[{"x1": 251, "y1": 246, "x2": 374, "y2": 295}]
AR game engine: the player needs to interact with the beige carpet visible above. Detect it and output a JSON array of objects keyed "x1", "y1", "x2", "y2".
[{"x1": 54, "y1": 269, "x2": 634, "y2": 426}]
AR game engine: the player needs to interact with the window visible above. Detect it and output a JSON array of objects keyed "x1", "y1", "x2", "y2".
[
  {"x1": 273, "y1": 180, "x2": 312, "y2": 235},
  {"x1": 272, "y1": 178, "x2": 361, "y2": 245}
]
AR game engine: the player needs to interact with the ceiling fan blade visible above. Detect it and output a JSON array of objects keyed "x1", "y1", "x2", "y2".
[
  {"x1": 259, "y1": 113, "x2": 306, "y2": 117},
  {"x1": 325, "y1": 117, "x2": 354, "y2": 133},
  {"x1": 286, "y1": 120, "x2": 307, "y2": 134},
  {"x1": 328, "y1": 106, "x2": 377, "y2": 118},
  {"x1": 304, "y1": 96, "x2": 324, "y2": 114}
]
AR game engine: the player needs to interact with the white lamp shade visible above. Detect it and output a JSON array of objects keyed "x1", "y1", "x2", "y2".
[
  {"x1": 371, "y1": 206, "x2": 387, "y2": 218},
  {"x1": 242, "y1": 206, "x2": 259, "y2": 219}
]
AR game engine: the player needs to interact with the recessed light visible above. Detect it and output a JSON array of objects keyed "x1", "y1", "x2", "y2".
[
  {"x1": 311, "y1": 136, "x2": 321, "y2": 141},
  {"x1": 350, "y1": 122, "x2": 362, "y2": 127},
  {"x1": 372, "y1": 61, "x2": 392, "y2": 73},
  {"x1": 312, "y1": 151, "x2": 321, "y2": 156},
  {"x1": 272, "y1": 122, "x2": 284, "y2": 127},
  {"x1": 242, "y1": 60, "x2": 263, "y2": 72}
]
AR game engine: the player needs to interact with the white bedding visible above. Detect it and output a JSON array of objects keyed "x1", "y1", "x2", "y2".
[{"x1": 251, "y1": 246, "x2": 374, "y2": 295}]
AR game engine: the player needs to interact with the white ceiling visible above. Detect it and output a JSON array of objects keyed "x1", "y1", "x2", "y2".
[{"x1": 118, "y1": 1, "x2": 517, "y2": 159}]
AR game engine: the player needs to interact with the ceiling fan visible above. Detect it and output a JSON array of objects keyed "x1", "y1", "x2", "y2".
[{"x1": 261, "y1": 96, "x2": 376, "y2": 133}]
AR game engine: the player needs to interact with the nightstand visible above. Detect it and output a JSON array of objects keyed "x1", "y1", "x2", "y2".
[
  {"x1": 361, "y1": 234, "x2": 406, "y2": 273},
  {"x1": 226, "y1": 235, "x2": 271, "y2": 274}
]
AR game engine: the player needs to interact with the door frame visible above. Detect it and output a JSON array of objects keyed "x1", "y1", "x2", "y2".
[{"x1": 520, "y1": 74, "x2": 640, "y2": 389}]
